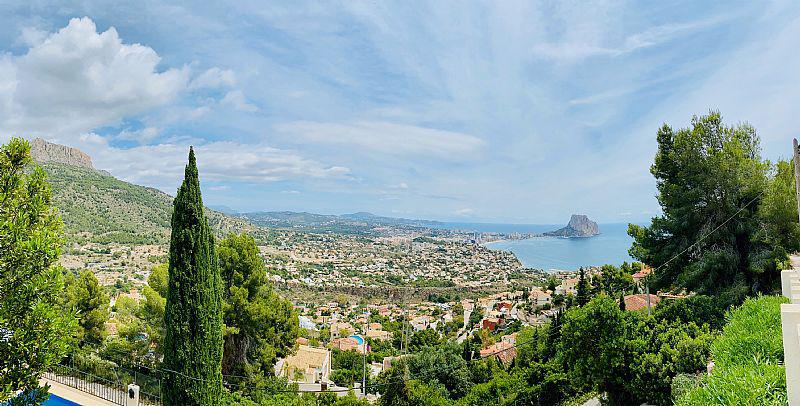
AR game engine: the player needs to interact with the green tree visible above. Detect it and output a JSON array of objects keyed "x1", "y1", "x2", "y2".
[
  {"x1": 331, "y1": 349, "x2": 367, "y2": 388},
  {"x1": 576, "y1": 268, "x2": 590, "y2": 306},
  {"x1": 62, "y1": 270, "x2": 109, "y2": 347},
  {"x1": 458, "y1": 369, "x2": 518, "y2": 406},
  {"x1": 218, "y1": 233, "x2": 299, "y2": 383},
  {"x1": 467, "y1": 307, "x2": 483, "y2": 327},
  {"x1": 558, "y1": 295, "x2": 637, "y2": 404},
  {"x1": 653, "y1": 295, "x2": 725, "y2": 329},
  {"x1": 751, "y1": 159, "x2": 800, "y2": 287},
  {"x1": 409, "y1": 328, "x2": 440, "y2": 352},
  {"x1": 407, "y1": 342, "x2": 471, "y2": 399},
  {"x1": 148, "y1": 263, "x2": 169, "y2": 297},
  {"x1": 377, "y1": 359, "x2": 452, "y2": 406},
  {"x1": 162, "y1": 147, "x2": 223, "y2": 406},
  {"x1": 0, "y1": 138, "x2": 76, "y2": 402},
  {"x1": 627, "y1": 319, "x2": 713, "y2": 405},
  {"x1": 139, "y1": 284, "x2": 166, "y2": 353},
  {"x1": 594, "y1": 264, "x2": 634, "y2": 295},
  {"x1": 628, "y1": 112, "x2": 792, "y2": 304}
]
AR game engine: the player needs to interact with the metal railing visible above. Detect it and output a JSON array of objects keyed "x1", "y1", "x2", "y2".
[
  {"x1": 44, "y1": 364, "x2": 126, "y2": 405},
  {"x1": 131, "y1": 369, "x2": 162, "y2": 406}
]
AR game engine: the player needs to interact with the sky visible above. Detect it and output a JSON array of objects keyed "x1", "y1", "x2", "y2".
[{"x1": 0, "y1": 1, "x2": 799, "y2": 224}]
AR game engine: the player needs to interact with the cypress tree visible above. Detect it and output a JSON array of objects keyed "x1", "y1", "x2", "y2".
[
  {"x1": 619, "y1": 293, "x2": 626, "y2": 311},
  {"x1": 163, "y1": 147, "x2": 223, "y2": 405}
]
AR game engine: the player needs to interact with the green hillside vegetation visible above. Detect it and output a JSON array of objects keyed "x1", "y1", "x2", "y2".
[
  {"x1": 42, "y1": 162, "x2": 253, "y2": 245},
  {"x1": 675, "y1": 295, "x2": 788, "y2": 405}
]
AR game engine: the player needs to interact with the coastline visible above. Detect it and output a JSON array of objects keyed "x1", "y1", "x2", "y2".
[{"x1": 482, "y1": 225, "x2": 634, "y2": 271}]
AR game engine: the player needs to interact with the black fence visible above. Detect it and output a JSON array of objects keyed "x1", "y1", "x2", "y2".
[
  {"x1": 131, "y1": 369, "x2": 163, "y2": 406},
  {"x1": 45, "y1": 359, "x2": 164, "y2": 406},
  {"x1": 44, "y1": 364, "x2": 126, "y2": 405}
]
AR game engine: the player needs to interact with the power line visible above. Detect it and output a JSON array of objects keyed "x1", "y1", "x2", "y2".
[{"x1": 648, "y1": 190, "x2": 766, "y2": 276}]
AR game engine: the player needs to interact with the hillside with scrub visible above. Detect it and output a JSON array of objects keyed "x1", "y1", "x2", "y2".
[{"x1": 42, "y1": 162, "x2": 253, "y2": 245}]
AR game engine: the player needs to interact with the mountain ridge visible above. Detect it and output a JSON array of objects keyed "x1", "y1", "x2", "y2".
[
  {"x1": 26, "y1": 138, "x2": 254, "y2": 245},
  {"x1": 30, "y1": 137, "x2": 94, "y2": 169}
]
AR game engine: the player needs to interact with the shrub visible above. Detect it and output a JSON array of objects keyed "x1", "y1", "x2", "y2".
[
  {"x1": 675, "y1": 295, "x2": 789, "y2": 405},
  {"x1": 711, "y1": 295, "x2": 786, "y2": 367},
  {"x1": 677, "y1": 365, "x2": 786, "y2": 405}
]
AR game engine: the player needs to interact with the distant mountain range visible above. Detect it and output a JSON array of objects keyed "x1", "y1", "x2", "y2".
[
  {"x1": 236, "y1": 210, "x2": 443, "y2": 235},
  {"x1": 28, "y1": 138, "x2": 598, "y2": 241}
]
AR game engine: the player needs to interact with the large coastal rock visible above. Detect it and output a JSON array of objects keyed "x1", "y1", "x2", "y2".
[
  {"x1": 30, "y1": 138, "x2": 94, "y2": 169},
  {"x1": 544, "y1": 214, "x2": 599, "y2": 238}
]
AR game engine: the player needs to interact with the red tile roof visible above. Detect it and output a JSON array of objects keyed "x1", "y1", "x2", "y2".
[{"x1": 623, "y1": 294, "x2": 661, "y2": 311}]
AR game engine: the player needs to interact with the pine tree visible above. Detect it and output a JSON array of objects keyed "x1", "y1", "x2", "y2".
[
  {"x1": 576, "y1": 268, "x2": 590, "y2": 306},
  {"x1": 162, "y1": 147, "x2": 223, "y2": 405}
]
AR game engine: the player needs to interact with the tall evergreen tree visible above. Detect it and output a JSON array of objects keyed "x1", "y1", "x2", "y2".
[
  {"x1": 576, "y1": 268, "x2": 590, "y2": 306},
  {"x1": 162, "y1": 148, "x2": 223, "y2": 405}
]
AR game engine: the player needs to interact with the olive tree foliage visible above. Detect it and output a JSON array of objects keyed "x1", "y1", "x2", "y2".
[{"x1": 0, "y1": 138, "x2": 76, "y2": 402}]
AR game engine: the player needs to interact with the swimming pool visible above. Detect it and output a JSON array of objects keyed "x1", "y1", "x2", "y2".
[
  {"x1": 350, "y1": 335, "x2": 364, "y2": 345},
  {"x1": 1, "y1": 393, "x2": 80, "y2": 406},
  {"x1": 43, "y1": 394, "x2": 80, "y2": 406}
]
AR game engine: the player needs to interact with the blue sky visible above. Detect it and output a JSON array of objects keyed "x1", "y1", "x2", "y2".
[{"x1": 1, "y1": 1, "x2": 799, "y2": 224}]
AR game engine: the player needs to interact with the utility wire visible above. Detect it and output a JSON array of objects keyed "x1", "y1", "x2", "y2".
[{"x1": 650, "y1": 191, "x2": 765, "y2": 275}]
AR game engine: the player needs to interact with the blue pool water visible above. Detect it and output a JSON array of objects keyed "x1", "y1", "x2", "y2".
[
  {"x1": 350, "y1": 335, "x2": 364, "y2": 345},
  {"x1": 44, "y1": 394, "x2": 80, "y2": 406},
  {"x1": 1, "y1": 393, "x2": 80, "y2": 406}
]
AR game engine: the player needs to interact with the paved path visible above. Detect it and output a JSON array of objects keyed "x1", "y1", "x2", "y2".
[{"x1": 40, "y1": 377, "x2": 119, "y2": 406}]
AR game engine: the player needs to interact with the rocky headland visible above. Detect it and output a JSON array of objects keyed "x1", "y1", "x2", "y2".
[{"x1": 544, "y1": 214, "x2": 600, "y2": 238}]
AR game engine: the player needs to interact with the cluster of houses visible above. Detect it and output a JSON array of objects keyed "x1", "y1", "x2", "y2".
[
  {"x1": 260, "y1": 232, "x2": 524, "y2": 290},
  {"x1": 271, "y1": 264, "x2": 684, "y2": 394}
]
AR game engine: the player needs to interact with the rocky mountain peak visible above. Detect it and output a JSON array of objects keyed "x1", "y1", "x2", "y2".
[
  {"x1": 544, "y1": 214, "x2": 600, "y2": 238},
  {"x1": 30, "y1": 138, "x2": 94, "y2": 169}
]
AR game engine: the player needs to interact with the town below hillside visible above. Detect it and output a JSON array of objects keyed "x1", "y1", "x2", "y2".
[{"x1": 30, "y1": 140, "x2": 651, "y2": 395}]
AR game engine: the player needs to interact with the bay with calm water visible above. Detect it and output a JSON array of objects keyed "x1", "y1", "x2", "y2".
[{"x1": 439, "y1": 222, "x2": 636, "y2": 271}]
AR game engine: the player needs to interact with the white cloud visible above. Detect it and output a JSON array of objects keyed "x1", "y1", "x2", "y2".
[
  {"x1": 453, "y1": 208, "x2": 475, "y2": 216},
  {"x1": 117, "y1": 126, "x2": 160, "y2": 143},
  {"x1": 0, "y1": 17, "x2": 255, "y2": 144},
  {"x1": 221, "y1": 90, "x2": 258, "y2": 112},
  {"x1": 531, "y1": 16, "x2": 728, "y2": 62},
  {"x1": 276, "y1": 121, "x2": 485, "y2": 159},
  {"x1": 280, "y1": 190, "x2": 301, "y2": 194},
  {"x1": 189, "y1": 67, "x2": 236, "y2": 90},
  {"x1": 17, "y1": 27, "x2": 47, "y2": 47},
  {"x1": 77, "y1": 135, "x2": 350, "y2": 191},
  {"x1": 1, "y1": 17, "x2": 189, "y2": 138}
]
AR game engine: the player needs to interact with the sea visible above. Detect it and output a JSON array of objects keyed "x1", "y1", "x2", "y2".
[{"x1": 436, "y1": 222, "x2": 636, "y2": 271}]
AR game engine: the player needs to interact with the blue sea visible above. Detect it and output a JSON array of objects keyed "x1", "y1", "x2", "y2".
[{"x1": 438, "y1": 222, "x2": 636, "y2": 271}]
